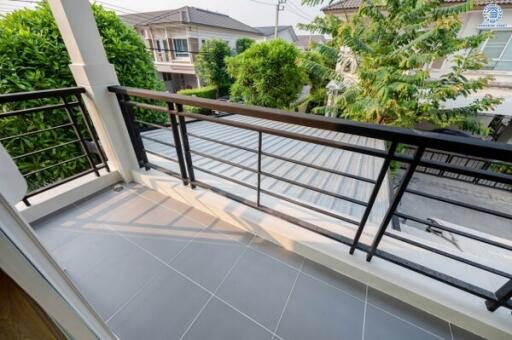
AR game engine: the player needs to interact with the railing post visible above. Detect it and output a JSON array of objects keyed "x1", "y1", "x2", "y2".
[
  {"x1": 74, "y1": 94, "x2": 110, "y2": 172},
  {"x1": 115, "y1": 94, "x2": 149, "y2": 170},
  {"x1": 366, "y1": 145, "x2": 425, "y2": 262},
  {"x1": 176, "y1": 104, "x2": 196, "y2": 189},
  {"x1": 168, "y1": 103, "x2": 188, "y2": 186},
  {"x1": 61, "y1": 96, "x2": 100, "y2": 177},
  {"x1": 257, "y1": 131, "x2": 263, "y2": 206},
  {"x1": 350, "y1": 141, "x2": 397, "y2": 254},
  {"x1": 486, "y1": 279, "x2": 512, "y2": 312}
]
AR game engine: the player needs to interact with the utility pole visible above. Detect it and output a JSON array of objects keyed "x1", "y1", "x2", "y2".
[{"x1": 274, "y1": 0, "x2": 286, "y2": 39}]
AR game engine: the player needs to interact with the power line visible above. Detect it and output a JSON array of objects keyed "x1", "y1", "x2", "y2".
[
  {"x1": 287, "y1": 6, "x2": 314, "y2": 21},
  {"x1": 288, "y1": 0, "x2": 314, "y2": 20},
  {"x1": 248, "y1": 0, "x2": 275, "y2": 6}
]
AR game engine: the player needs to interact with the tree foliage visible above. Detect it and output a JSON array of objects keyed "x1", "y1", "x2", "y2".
[
  {"x1": 301, "y1": 0, "x2": 501, "y2": 134},
  {"x1": 227, "y1": 39, "x2": 306, "y2": 109},
  {"x1": 195, "y1": 39, "x2": 233, "y2": 92},
  {"x1": 235, "y1": 37, "x2": 255, "y2": 54},
  {"x1": 0, "y1": 3, "x2": 163, "y2": 191}
]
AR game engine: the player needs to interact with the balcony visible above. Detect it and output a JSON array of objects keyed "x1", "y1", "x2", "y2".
[
  {"x1": 1, "y1": 83, "x2": 511, "y2": 339},
  {"x1": 1, "y1": 1, "x2": 511, "y2": 338}
]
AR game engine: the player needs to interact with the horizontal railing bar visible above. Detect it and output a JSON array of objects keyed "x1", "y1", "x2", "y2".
[
  {"x1": 109, "y1": 86, "x2": 512, "y2": 163},
  {"x1": 24, "y1": 166, "x2": 106, "y2": 198},
  {"x1": 259, "y1": 187, "x2": 361, "y2": 226},
  {"x1": 189, "y1": 149, "x2": 257, "y2": 173},
  {"x1": 394, "y1": 212, "x2": 512, "y2": 251},
  {"x1": 0, "y1": 102, "x2": 79, "y2": 118},
  {"x1": 193, "y1": 164, "x2": 258, "y2": 190},
  {"x1": 0, "y1": 123, "x2": 74, "y2": 142},
  {"x1": 135, "y1": 119, "x2": 172, "y2": 131},
  {"x1": 187, "y1": 132, "x2": 259, "y2": 154},
  {"x1": 145, "y1": 149, "x2": 179, "y2": 163},
  {"x1": 405, "y1": 188, "x2": 512, "y2": 220},
  {"x1": 22, "y1": 154, "x2": 88, "y2": 177},
  {"x1": 372, "y1": 249, "x2": 500, "y2": 303},
  {"x1": 261, "y1": 151, "x2": 376, "y2": 184},
  {"x1": 141, "y1": 135, "x2": 176, "y2": 148},
  {"x1": 145, "y1": 162, "x2": 183, "y2": 180},
  {"x1": 418, "y1": 159, "x2": 512, "y2": 185},
  {"x1": 385, "y1": 232, "x2": 512, "y2": 279},
  {"x1": 12, "y1": 139, "x2": 80, "y2": 160},
  {"x1": 0, "y1": 87, "x2": 85, "y2": 104},
  {"x1": 125, "y1": 100, "x2": 390, "y2": 159},
  {"x1": 260, "y1": 170, "x2": 368, "y2": 207}
]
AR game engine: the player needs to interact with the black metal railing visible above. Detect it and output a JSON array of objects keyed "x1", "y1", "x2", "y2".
[
  {"x1": 0, "y1": 87, "x2": 109, "y2": 205},
  {"x1": 401, "y1": 146, "x2": 512, "y2": 192},
  {"x1": 109, "y1": 85, "x2": 512, "y2": 313}
]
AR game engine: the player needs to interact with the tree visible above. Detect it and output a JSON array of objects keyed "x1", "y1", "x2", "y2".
[
  {"x1": 194, "y1": 39, "x2": 232, "y2": 95},
  {"x1": 227, "y1": 39, "x2": 306, "y2": 109},
  {"x1": 301, "y1": 0, "x2": 501, "y2": 134},
  {"x1": 235, "y1": 37, "x2": 255, "y2": 54},
  {"x1": 0, "y1": 3, "x2": 164, "y2": 191}
]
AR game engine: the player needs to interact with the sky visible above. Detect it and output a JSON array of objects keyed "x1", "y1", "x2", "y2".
[{"x1": 0, "y1": 0, "x2": 327, "y2": 34}]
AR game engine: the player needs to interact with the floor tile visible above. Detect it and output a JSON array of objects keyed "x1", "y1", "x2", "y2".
[
  {"x1": 74, "y1": 245, "x2": 166, "y2": 320},
  {"x1": 107, "y1": 268, "x2": 211, "y2": 340},
  {"x1": 276, "y1": 273, "x2": 364, "y2": 340},
  {"x1": 367, "y1": 288, "x2": 451, "y2": 339},
  {"x1": 451, "y1": 325, "x2": 486, "y2": 340},
  {"x1": 52, "y1": 231, "x2": 133, "y2": 279},
  {"x1": 249, "y1": 237, "x2": 304, "y2": 269},
  {"x1": 301, "y1": 258, "x2": 366, "y2": 300},
  {"x1": 34, "y1": 225, "x2": 84, "y2": 251},
  {"x1": 216, "y1": 248, "x2": 298, "y2": 330},
  {"x1": 169, "y1": 240, "x2": 245, "y2": 291},
  {"x1": 125, "y1": 234, "x2": 191, "y2": 263},
  {"x1": 364, "y1": 305, "x2": 441, "y2": 340},
  {"x1": 194, "y1": 219, "x2": 254, "y2": 245},
  {"x1": 182, "y1": 297, "x2": 273, "y2": 340}
]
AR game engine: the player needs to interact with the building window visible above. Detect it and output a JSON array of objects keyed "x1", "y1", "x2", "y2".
[
  {"x1": 155, "y1": 39, "x2": 161, "y2": 52},
  {"x1": 173, "y1": 39, "x2": 189, "y2": 58},
  {"x1": 481, "y1": 30, "x2": 512, "y2": 70}
]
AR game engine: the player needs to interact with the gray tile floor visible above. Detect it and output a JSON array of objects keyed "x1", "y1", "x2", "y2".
[{"x1": 32, "y1": 183, "x2": 485, "y2": 340}]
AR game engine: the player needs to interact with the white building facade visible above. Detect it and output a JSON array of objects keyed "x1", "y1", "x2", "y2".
[{"x1": 122, "y1": 7, "x2": 263, "y2": 93}]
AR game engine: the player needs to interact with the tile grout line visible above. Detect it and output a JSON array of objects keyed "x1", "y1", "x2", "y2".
[
  {"x1": 366, "y1": 300, "x2": 446, "y2": 340},
  {"x1": 448, "y1": 323, "x2": 454, "y2": 340},
  {"x1": 271, "y1": 257, "x2": 305, "y2": 340},
  {"x1": 112, "y1": 229, "x2": 284, "y2": 340},
  {"x1": 178, "y1": 235, "x2": 255, "y2": 340},
  {"x1": 361, "y1": 285, "x2": 368, "y2": 340},
  {"x1": 249, "y1": 242, "x2": 448, "y2": 340},
  {"x1": 102, "y1": 217, "x2": 213, "y2": 323},
  {"x1": 75, "y1": 186, "x2": 450, "y2": 340}
]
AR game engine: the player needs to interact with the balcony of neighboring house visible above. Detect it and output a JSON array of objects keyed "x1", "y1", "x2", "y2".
[
  {"x1": 148, "y1": 33, "x2": 197, "y2": 76},
  {"x1": 1, "y1": 1, "x2": 512, "y2": 340}
]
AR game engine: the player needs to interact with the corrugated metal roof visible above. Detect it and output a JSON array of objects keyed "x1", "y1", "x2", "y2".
[
  {"x1": 322, "y1": 0, "x2": 512, "y2": 11},
  {"x1": 121, "y1": 6, "x2": 262, "y2": 34},
  {"x1": 142, "y1": 115, "x2": 390, "y2": 226}
]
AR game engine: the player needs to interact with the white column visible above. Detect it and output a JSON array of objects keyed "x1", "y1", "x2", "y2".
[{"x1": 47, "y1": 0, "x2": 138, "y2": 181}]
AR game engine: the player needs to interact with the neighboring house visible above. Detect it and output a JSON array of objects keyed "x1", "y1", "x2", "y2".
[
  {"x1": 121, "y1": 6, "x2": 262, "y2": 92},
  {"x1": 255, "y1": 25, "x2": 298, "y2": 42},
  {"x1": 296, "y1": 34, "x2": 327, "y2": 51},
  {"x1": 323, "y1": 0, "x2": 512, "y2": 142}
]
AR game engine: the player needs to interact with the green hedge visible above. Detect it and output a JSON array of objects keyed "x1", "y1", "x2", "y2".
[{"x1": 178, "y1": 85, "x2": 228, "y2": 114}]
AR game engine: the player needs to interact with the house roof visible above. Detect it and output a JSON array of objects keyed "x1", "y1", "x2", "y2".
[
  {"x1": 120, "y1": 6, "x2": 261, "y2": 34},
  {"x1": 255, "y1": 26, "x2": 298, "y2": 41},
  {"x1": 322, "y1": 0, "x2": 512, "y2": 11},
  {"x1": 296, "y1": 35, "x2": 327, "y2": 49}
]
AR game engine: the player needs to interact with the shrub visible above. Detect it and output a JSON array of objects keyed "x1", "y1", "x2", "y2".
[
  {"x1": 235, "y1": 38, "x2": 255, "y2": 54},
  {"x1": 0, "y1": 3, "x2": 164, "y2": 191},
  {"x1": 178, "y1": 85, "x2": 229, "y2": 114},
  {"x1": 194, "y1": 40, "x2": 232, "y2": 96},
  {"x1": 226, "y1": 39, "x2": 306, "y2": 109}
]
